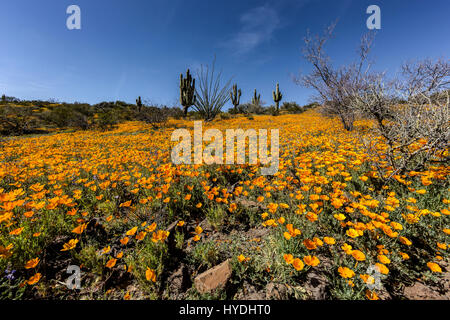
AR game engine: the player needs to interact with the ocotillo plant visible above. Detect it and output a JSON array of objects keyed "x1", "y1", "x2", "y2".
[
  {"x1": 180, "y1": 69, "x2": 196, "y2": 117},
  {"x1": 230, "y1": 84, "x2": 241, "y2": 112},
  {"x1": 252, "y1": 89, "x2": 261, "y2": 106},
  {"x1": 136, "y1": 96, "x2": 143, "y2": 113},
  {"x1": 273, "y1": 83, "x2": 283, "y2": 113}
]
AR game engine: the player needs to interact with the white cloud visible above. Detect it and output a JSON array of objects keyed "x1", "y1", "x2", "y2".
[{"x1": 221, "y1": 4, "x2": 281, "y2": 56}]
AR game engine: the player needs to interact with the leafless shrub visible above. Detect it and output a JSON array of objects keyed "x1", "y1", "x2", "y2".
[
  {"x1": 401, "y1": 58, "x2": 450, "y2": 101},
  {"x1": 352, "y1": 58, "x2": 450, "y2": 180},
  {"x1": 137, "y1": 106, "x2": 169, "y2": 128},
  {"x1": 295, "y1": 22, "x2": 375, "y2": 131}
]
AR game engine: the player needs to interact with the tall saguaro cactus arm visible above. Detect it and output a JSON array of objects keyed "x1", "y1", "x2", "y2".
[
  {"x1": 273, "y1": 83, "x2": 283, "y2": 112},
  {"x1": 252, "y1": 89, "x2": 261, "y2": 106},
  {"x1": 136, "y1": 96, "x2": 143, "y2": 113},
  {"x1": 230, "y1": 84, "x2": 241, "y2": 112},
  {"x1": 180, "y1": 69, "x2": 196, "y2": 117}
]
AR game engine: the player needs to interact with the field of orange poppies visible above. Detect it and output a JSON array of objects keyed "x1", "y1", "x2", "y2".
[{"x1": 0, "y1": 110, "x2": 448, "y2": 300}]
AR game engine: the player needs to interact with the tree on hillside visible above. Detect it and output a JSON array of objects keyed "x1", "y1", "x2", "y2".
[
  {"x1": 351, "y1": 58, "x2": 449, "y2": 179},
  {"x1": 295, "y1": 22, "x2": 375, "y2": 131}
]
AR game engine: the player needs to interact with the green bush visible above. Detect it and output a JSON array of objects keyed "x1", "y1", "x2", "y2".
[
  {"x1": 96, "y1": 110, "x2": 119, "y2": 131},
  {"x1": 0, "y1": 105, "x2": 40, "y2": 136},
  {"x1": 42, "y1": 103, "x2": 94, "y2": 130},
  {"x1": 136, "y1": 106, "x2": 169, "y2": 127},
  {"x1": 231, "y1": 103, "x2": 266, "y2": 115}
]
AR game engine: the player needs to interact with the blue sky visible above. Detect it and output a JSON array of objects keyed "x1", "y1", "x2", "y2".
[{"x1": 0, "y1": 0, "x2": 449, "y2": 109}]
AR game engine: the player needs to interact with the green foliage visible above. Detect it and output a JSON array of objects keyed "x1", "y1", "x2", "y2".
[
  {"x1": 0, "y1": 274, "x2": 27, "y2": 299},
  {"x1": 272, "y1": 83, "x2": 283, "y2": 113},
  {"x1": 281, "y1": 101, "x2": 318, "y2": 114},
  {"x1": 205, "y1": 206, "x2": 227, "y2": 231},
  {"x1": 230, "y1": 84, "x2": 241, "y2": 112},
  {"x1": 180, "y1": 69, "x2": 196, "y2": 117},
  {"x1": 228, "y1": 101, "x2": 318, "y2": 116},
  {"x1": 194, "y1": 57, "x2": 232, "y2": 121},
  {"x1": 0, "y1": 105, "x2": 40, "y2": 136},
  {"x1": 188, "y1": 240, "x2": 224, "y2": 272},
  {"x1": 136, "y1": 96, "x2": 143, "y2": 113},
  {"x1": 96, "y1": 110, "x2": 119, "y2": 131},
  {"x1": 230, "y1": 103, "x2": 265, "y2": 115},
  {"x1": 73, "y1": 244, "x2": 104, "y2": 276},
  {"x1": 42, "y1": 103, "x2": 93, "y2": 130},
  {"x1": 251, "y1": 89, "x2": 261, "y2": 106},
  {"x1": 125, "y1": 239, "x2": 169, "y2": 293},
  {"x1": 0, "y1": 98, "x2": 185, "y2": 137},
  {"x1": 136, "y1": 106, "x2": 169, "y2": 127},
  {"x1": 174, "y1": 231, "x2": 185, "y2": 250},
  {"x1": 218, "y1": 112, "x2": 233, "y2": 120}
]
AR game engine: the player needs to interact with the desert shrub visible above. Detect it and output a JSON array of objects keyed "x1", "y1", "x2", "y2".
[
  {"x1": 218, "y1": 112, "x2": 232, "y2": 120},
  {"x1": 228, "y1": 107, "x2": 240, "y2": 115},
  {"x1": 253, "y1": 104, "x2": 268, "y2": 115},
  {"x1": 186, "y1": 110, "x2": 203, "y2": 120},
  {"x1": 281, "y1": 101, "x2": 302, "y2": 113},
  {"x1": 136, "y1": 106, "x2": 169, "y2": 127},
  {"x1": 114, "y1": 100, "x2": 129, "y2": 108},
  {"x1": 188, "y1": 240, "x2": 224, "y2": 272},
  {"x1": 232, "y1": 103, "x2": 266, "y2": 115},
  {"x1": 42, "y1": 103, "x2": 94, "y2": 130},
  {"x1": 194, "y1": 57, "x2": 232, "y2": 121},
  {"x1": 96, "y1": 110, "x2": 119, "y2": 131},
  {"x1": 0, "y1": 96, "x2": 21, "y2": 104},
  {"x1": 266, "y1": 105, "x2": 279, "y2": 116},
  {"x1": 282, "y1": 101, "x2": 319, "y2": 114},
  {"x1": 93, "y1": 101, "x2": 133, "y2": 121},
  {"x1": 303, "y1": 102, "x2": 320, "y2": 110},
  {"x1": 164, "y1": 106, "x2": 184, "y2": 120},
  {"x1": 0, "y1": 105, "x2": 40, "y2": 136},
  {"x1": 353, "y1": 58, "x2": 450, "y2": 180},
  {"x1": 1, "y1": 98, "x2": 184, "y2": 135},
  {"x1": 295, "y1": 22, "x2": 374, "y2": 131}
]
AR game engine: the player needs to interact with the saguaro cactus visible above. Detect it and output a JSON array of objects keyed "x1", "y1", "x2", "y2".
[
  {"x1": 272, "y1": 83, "x2": 283, "y2": 113},
  {"x1": 180, "y1": 69, "x2": 196, "y2": 117},
  {"x1": 252, "y1": 89, "x2": 261, "y2": 106},
  {"x1": 136, "y1": 96, "x2": 143, "y2": 113},
  {"x1": 230, "y1": 84, "x2": 241, "y2": 112}
]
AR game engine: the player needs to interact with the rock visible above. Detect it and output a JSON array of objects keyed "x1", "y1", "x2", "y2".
[
  {"x1": 194, "y1": 259, "x2": 232, "y2": 294},
  {"x1": 303, "y1": 272, "x2": 328, "y2": 300},
  {"x1": 403, "y1": 261, "x2": 450, "y2": 300},
  {"x1": 198, "y1": 218, "x2": 214, "y2": 233},
  {"x1": 166, "y1": 264, "x2": 191, "y2": 299},
  {"x1": 244, "y1": 292, "x2": 266, "y2": 300},
  {"x1": 244, "y1": 227, "x2": 270, "y2": 239},
  {"x1": 166, "y1": 220, "x2": 179, "y2": 233},
  {"x1": 104, "y1": 268, "x2": 132, "y2": 290},
  {"x1": 266, "y1": 282, "x2": 289, "y2": 300},
  {"x1": 236, "y1": 197, "x2": 267, "y2": 210},
  {"x1": 166, "y1": 220, "x2": 181, "y2": 249},
  {"x1": 234, "y1": 281, "x2": 265, "y2": 300},
  {"x1": 403, "y1": 281, "x2": 449, "y2": 300}
]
